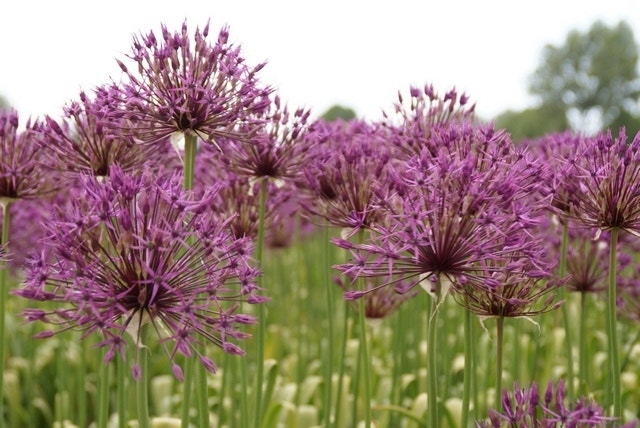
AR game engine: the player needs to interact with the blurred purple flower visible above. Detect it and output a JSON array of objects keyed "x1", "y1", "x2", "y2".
[
  {"x1": 0, "y1": 109, "x2": 54, "y2": 202},
  {"x1": 14, "y1": 166, "x2": 264, "y2": 380}
]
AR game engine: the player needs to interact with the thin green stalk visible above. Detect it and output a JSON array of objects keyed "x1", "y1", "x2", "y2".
[
  {"x1": 218, "y1": 353, "x2": 230, "y2": 426},
  {"x1": 0, "y1": 200, "x2": 12, "y2": 422},
  {"x1": 180, "y1": 133, "x2": 198, "y2": 428},
  {"x1": 356, "y1": 230, "x2": 372, "y2": 427},
  {"x1": 334, "y1": 300, "x2": 350, "y2": 427},
  {"x1": 426, "y1": 287, "x2": 439, "y2": 428},
  {"x1": 579, "y1": 292, "x2": 590, "y2": 395},
  {"x1": 77, "y1": 337, "x2": 88, "y2": 428},
  {"x1": 322, "y1": 226, "x2": 335, "y2": 428},
  {"x1": 196, "y1": 345, "x2": 209, "y2": 427},
  {"x1": 183, "y1": 133, "x2": 197, "y2": 191},
  {"x1": 253, "y1": 178, "x2": 268, "y2": 426},
  {"x1": 137, "y1": 325, "x2": 150, "y2": 428},
  {"x1": 97, "y1": 346, "x2": 110, "y2": 428},
  {"x1": 117, "y1": 349, "x2": 127, "y2": 428},
  {"x1": 558, "y1": 224, "x2": 574, "y2": 396},
  {"x1": 607, "y1": 227, "x2": 621, "y2": 419},
  {"x1": 495, "y1": 316, "x2": 505, "y2": 413},
  {"x1": 461, "y1": 307, "x2": 473, "y2": 428}
]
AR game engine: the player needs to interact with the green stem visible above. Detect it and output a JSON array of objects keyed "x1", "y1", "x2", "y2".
[
  {"x1": 97, "y1": 346, "x2": 110, "y2": 428},
  {"x1": 117, "y1": 350, "x2": 127, "y2": 428},
  {"x1": 356, "y1": 230, "x2": 372, "y2": 427},
  {"x1": 426, "y1": 287, "x2": 440, "y2": 428},
  {"x1": 579, "y1": 292, "x2": 590, "y2": 395},
  {"x1": 181, "y1": 352, "x2": 194, "y2": 428},
  {"x1": 495, "y1": 316, "x2": 504, "y2": 413},
  {"x1": 461, "y1": 307, "x2": 473, "y2": 428},
  {"x1": 323, "y1": 226, "x2": 335, "y2": 428},
  {"x1": 253, "y1": 178, "x2": 268, "y2": 425},
  {"x1": 0, "y1": 201, "x2": 12, "y2": 422},
  {"x1": 607, "y1": 227, "x2": 621, "y2": 419},
  {"x1": 183, "y1": 133, "x2": 197, "y2": 191},
  {"x1": 558, "y1": 224, "x2": 574, "y2": 396},
  {"x1": 196, "y1": 345, "x2": 209, "y2": 427},
  {"x1": 137, "y1": 326, "x2": 150, "y2": 428}
]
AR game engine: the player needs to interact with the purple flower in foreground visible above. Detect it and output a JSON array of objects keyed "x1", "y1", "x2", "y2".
[
  {"x1": 478, "y1": 380, "x2": 636, "y2": 427},
  {"x1": 14, "y1": 166, "x2": 264, "y2": 380},
  {"x1": 333, "y1": 124, "x2": 550, "y2": 301},
  {"x1": 103, "y1": 20, "x2": 272, "y2": 147}
]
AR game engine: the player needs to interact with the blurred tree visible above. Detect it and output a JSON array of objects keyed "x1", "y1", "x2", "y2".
[
  {"x1": 320, "y1": 104, "x2": 356, "y2": 122},
  {"x1": 495, "y1": 102, "x2": 568, "y2": 141},
  {"x1": 529, "y1": 20, "x2": 640, "y2": 133},
  {"x1": 0, "y1": 95, "x2": 9, "y2": 110}
]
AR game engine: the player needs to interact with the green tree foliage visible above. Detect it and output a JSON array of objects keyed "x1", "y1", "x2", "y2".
[
  {"x1": 0, "y1": 95, "x2": 9, "y2": 110},
  {"x1": 495, "y1": 102, "x2": 569, "y2": 141},
  {"x1": 320, "y1": 104, "x2": 356, "y2": 122},
  {"x1": 529, "y1": 20, "x2": 640, "y2": 132}
]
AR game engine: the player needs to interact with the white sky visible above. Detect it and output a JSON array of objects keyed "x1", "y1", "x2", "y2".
[{"x1": 1, "y1": 0, "x2": 639, "y2": 122}]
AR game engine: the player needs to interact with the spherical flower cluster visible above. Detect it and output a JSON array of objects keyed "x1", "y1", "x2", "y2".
[
  {"x1": 0, "y1": 109, "x2": 53, "y2": 202},
  {"x1": 333, "y1": 123, "x2": 553, "y2": 304},
  {"x1": 101, "y1": 20, "x2": 272, "y2": 147},
  {"x1": 477, "y1": 380, "x2": 636, "y2": 427},
  {"x1": 14, "y1": 166, "x2": 264, "y2": 380},
  {"x1": 38, "y1": 91, "x2": 171, "y2": 179}
]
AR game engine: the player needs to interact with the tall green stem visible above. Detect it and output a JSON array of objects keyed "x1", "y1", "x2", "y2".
[
  {"x1": 356, "y1": 230, "x2": 372, "y2": 427},
  {"x1": 607, "y1": 227, "x2": 621, "y2": 419},
  {"x1": 461, "y1": 307, "x2": 473, "y2": 428},
  {"x1": 495, "y1": 316, "x2": 504, "y2": 412},
  {"x1": 97, "y1": 346, "x2": 110, "y2": 428},
  {"x1": 137, "y1": 325, "x2": 150, "y2": 428},
  {"x1": 558, "y1": 224, "x2": 574, "y2": 396},
  {"x1": 0, "y1": 201, "x2": 11, "y2": 423},
  {"x1": 117, "y1": 350, "x2": 127, "y2": 428},
  {"x1": 579, "y1": 292, "x2": 590, "y2": 394},
  {"x1": 322, "y1": 226, "x2": 335, "y2": 428},
  {"x1": 426, "y1": 281, "x2": 440, "y2": 428},
  {"x1": 253, "y1": 178, "x2": 268, "y2": 425},
  {"x1": 183, "y1": 134, "x2": 197, "y2": 191}
]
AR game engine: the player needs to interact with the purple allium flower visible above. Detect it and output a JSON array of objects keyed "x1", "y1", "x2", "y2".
[
  {"x1": 564, "y1": 128, "x2": 640, "y2": 237},
  {"x1": 299, "y1": 119, "x2": 396, "y2": 236},
  {"x1": 381, "y1": 84, "x2": 476, "y2": 158},
  {"x1": 37, "y1": 90, "x2": 174, "y2": 179},
  {"x1": 13, "y1": 166, "x2": 264, "y2": 380},
  {"x1": 102, "y1": 20, "x2": 272, "y2": 147},
  {"x1": 335, "y1": 275, "x2": 418, "y2": 319},
  {"x1": 333, "y1": 124, "x2": 550, "y2": 301},
  {"x1": 217, "y1": 95, "x2": 313, "y2": 181},
  {"x1": 478, "y1": 380, "x2": 634, "y2": 427},
  {"x1": 0, "y1": 199, "x2": 51, "y2": 273},
  {"x1": 194, "y1": 144, "x2": 293, "y2": 240},
  {"x1": 0, "y1": 109, "x2": 54, "y2": 202}
]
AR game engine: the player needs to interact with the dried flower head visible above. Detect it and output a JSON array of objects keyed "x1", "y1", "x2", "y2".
[{"x1": 14, "y1": 166, "x2": 264, "y2": 380}]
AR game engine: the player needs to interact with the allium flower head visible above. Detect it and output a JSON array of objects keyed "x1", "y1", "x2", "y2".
[
  {"x1": 14, "y1": 166, "x2": 263, "y2": 379},
  {"x1": 218, "y1": 95, "x2": 313, "y2": 181},
  {"x1": 566, "y1": 128, "x2": 640, "y2": 237},
  {"x1": 38, "y1": 90, "x2": 170, "y2": 179},
  {"x1": 478, "y1": 380, "x2": 626, "y2": 427},
  {"x1": 103, "y1": 20, "x2": 272, "y2": 147},
  {"x1": 0, "y1": 109, "x2": 54, "y2": 202},
  {"x1": 334, "y1": 124, "x2": 551, "y2": 301},
  {"x1": 300, "y1": 119, "x2": 396, "y2": 235},
  {"x1": 381, "y1": 84, "x2": 476, "y2": 158}
]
